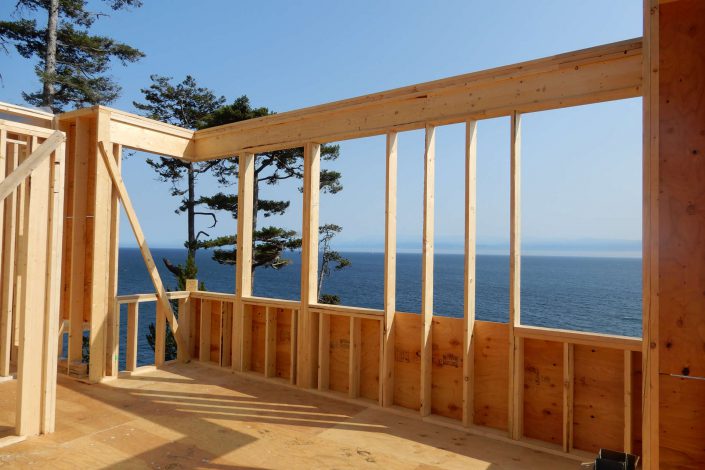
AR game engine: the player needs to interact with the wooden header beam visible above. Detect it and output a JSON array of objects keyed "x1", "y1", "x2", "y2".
[{"x1": 193, "y1": 38, "x2": 642, "y2": 159}]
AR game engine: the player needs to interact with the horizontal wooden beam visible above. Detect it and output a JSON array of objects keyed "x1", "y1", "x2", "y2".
[
  {"x1": 514, "y1": 325, "x2": 642, "y2": 351},
  {"x1": 193, "y1": 38, "x2": 642, "y2": 159}
]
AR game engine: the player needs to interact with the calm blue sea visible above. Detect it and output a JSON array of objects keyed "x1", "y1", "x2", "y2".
[{"x1": 115, "y1": 248, "x2": 642, "y2": 368}]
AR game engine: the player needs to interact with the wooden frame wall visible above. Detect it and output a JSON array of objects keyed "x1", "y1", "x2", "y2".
[{"x1": 17, "y1": 27, "x2": 705, "y2": 463}]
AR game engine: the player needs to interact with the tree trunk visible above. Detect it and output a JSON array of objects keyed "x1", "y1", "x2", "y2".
[
  {"x1": 187, "y1": 162, "x2": 195, "y2": 259},
  {"x1": 42, "y1": 0, "x2": 59, "y2": 109}
]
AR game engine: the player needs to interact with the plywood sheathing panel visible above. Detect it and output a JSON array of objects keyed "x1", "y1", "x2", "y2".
[
  {"x1": 360, "y1": 319, "x2": 380, "y2": 401},
  {"x1": 522, "y1": 339, "x2": 563, "y2": 445},
  {"x1": 250, "y1": 306, "x2": 266, "y2": 374},
  {"x1": 657, "y1": 0, "x2": 705, "y2": 380},
  {"x1": 394, "y1": 312, "x2": 421, "y2": 411},
  {"x1": 473, "y1": 321, "x2": 509, "y2": 431},
  {"x1": 659, "y1": 374, "x2": 705, "y2": 468},
  {"x1": 328, "y1": 315, "x2": 349, "y2": 394},
  {"x1": 573, "y1": 345, "x2": 623, "y2": 453},
  {"x1": 209, "y1": 301, "x2": 222, "y2": 364},
  {"x1": 275, "y1": 308, "x2": 292, "y2": 380},
  {"x1": 431, "y1": 316, "x2": 463, "y2": 420}
]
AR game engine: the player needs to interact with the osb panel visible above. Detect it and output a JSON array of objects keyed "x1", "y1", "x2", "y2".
[
  {"x1": 473, "y1": 320, "x2": 508, "y2": 431},
  {"x1": 631, "y1": 351, "x2": 643, "y2": 457},
  {"x1": 573, "y1": 345, "x2": 623, "y2": 453},
  {"x1": 660, "y1": 374, "x2": 705, "y2": 469},
  {"x1": 431, "y1": 316, "x2": 463, "y2": 420},
  {"x1": 250, "y1": 306, "x2": 266, "y2": 374},
  {"x1": 522, "y1": 339, "x2": 563, "y2": 445},
  {"x1": 209, "y1": 301, "x2": 221, "y2": 364},
  {"x1": 657, "y1": 0, "x2": 705, "y2": 378},
  {"x1": 394, "y1": 312, "x2": 421, "y2": 411},
  {"x1": 360, "y1": 319, "x2": 380, "y2": 401},
  {"x1": 275, "y1": 308, "x2": 292, "y2": 380},
  {"x1": 329, "y1": 315, "x2": 349, "y2": 394}
]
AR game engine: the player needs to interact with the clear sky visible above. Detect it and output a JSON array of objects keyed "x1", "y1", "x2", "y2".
[{"x1": 0, "y1": 1, "x2": 643, "y2": 254}]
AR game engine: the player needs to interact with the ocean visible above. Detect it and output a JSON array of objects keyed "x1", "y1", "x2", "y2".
[{"x1": 115, "y1": 248, "x2": 642, "y2": 368}]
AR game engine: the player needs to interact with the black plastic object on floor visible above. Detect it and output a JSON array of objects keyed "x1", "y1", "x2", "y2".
[{"x1": 592, "y1": 449, "x2": 639, "y2": 470}]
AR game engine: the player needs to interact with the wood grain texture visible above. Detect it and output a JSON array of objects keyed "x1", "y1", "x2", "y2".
[
  {"x1": 394, "y1": 312, "x2": 421, "y2": 411},
  {"x1": 250, "y1": 306, "x2": 266, "y2": 374},
  {"x1": 275, "y1": 308, "x2": 292, "y2": 380},
  {"x1": 473, "y1": 321, "x2": 509, "y2": 431},
  {"x1": 573, "y1": 345, "x2": 624, "y2": 454},
  {"x1": 431, "y1": 316, "x2": 463, "y2": 421},
  {"x1": 522, "y1": 339, "x2": 563, "y2": 445},
  {"x1": 328, "y1": 315, "x2": 349, "y2": 394},
  {"x1": 659, "y1": 374, "x2": 705, "y2": 469},
  {"x1": 360, "y1": 319, "x2": 380, "y2": 402}
]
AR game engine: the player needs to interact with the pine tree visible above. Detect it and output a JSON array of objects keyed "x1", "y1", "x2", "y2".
[{"x1": 0, "y1": 0, "x2": 144, "y2": 112}]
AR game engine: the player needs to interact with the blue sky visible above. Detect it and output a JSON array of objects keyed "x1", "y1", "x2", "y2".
[{"x1": 0, "y1": 1, "x2": 643, "y2": 254}]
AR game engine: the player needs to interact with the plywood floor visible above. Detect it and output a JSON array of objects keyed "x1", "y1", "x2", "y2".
[{"x1": 0, "y1": 363, "x2": 579, "y2": 469}]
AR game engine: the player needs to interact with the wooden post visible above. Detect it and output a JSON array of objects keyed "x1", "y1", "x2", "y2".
[
  {"x1": 349, "y1": 316, "x2": 361, "y2": 398},
  {"x1": 155, "y1": 300, "x2": 166, "y2": 366},
  {"x1": 420, "y1": 125, "x2": 435, "y2": 417},
  {"x1": 264, "y1": 306, "x2": 276, "y2": 378},
  {"x1": 463, "y1": 120, "x2": 478, "y2": 426},
  {"x1": 88, "y1": 110, "x2": 113, "y2": 382},
  {"x1": 184, "y1": 278, "x2": 198, "y2": 358},
  {"x1": 298, "y1": 142, "x2": 321, "y2": 389},
  {"x1": 508, "y1": 111, "x2": 523, "y2": 440},
  {"x1": 233, "y1": 153, "x2": 254, "y2": 371},
  {"x1": 97, "y1": 141, "x2": 187, "y2": 358},
  {"x1": 0, "y1": 135, "x2": 14, "y2": 377},
  {"x1": 290, "y1": 309, "x2": 298, "y2": 384},
  {"x1": 382, "y1": 131, "x2": 398, "y2": 407},
  {"x1": 624, "y1": 350, "x2": 632, "y2": 454},
  {"x1": 642, "y1": 1, "x2": 659, "y2": 467},
  {"x1": 68, "y1": 118, "x2": 90, "y2": 368},
  {"x1": 16, "y1": 150, "x2": 51, "y2": 436},
  {"x1": 126, "y1": 302, "x2": 138, "y2": 372},
  {"x1": 562, "y1": 343, "x2": 574, "y2": 452},
  {"x1": 105, "y1": 143, "x2": 122, "y2": 378},
  {"x1": 41, "y1": 139, "x2": 66, "y2": 434}
]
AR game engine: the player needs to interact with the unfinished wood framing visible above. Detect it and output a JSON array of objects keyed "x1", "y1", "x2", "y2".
[
  {"x1": 508, "y1": 111, "x2": 523, "y2": 440},
  {"x1": 233, "y1": 152, "x2": 254, "y2": 371},
  {"x1": 6, "y1": 13, "x2": 705, "y2": 465},
  {"x1": 298, "y1": 143, "x2": 320, "y2": 389},
  {"x1": 381, "y1": 131, "x2": 397, "y2": 407},
  {"x1": 420, "y1": 125, "x2": 435, "y2": 417},
  {"x1": 463, "y1": 120, "x2": 478, "y2": 426}
]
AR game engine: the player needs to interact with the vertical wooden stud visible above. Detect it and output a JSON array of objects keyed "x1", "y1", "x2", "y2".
[
  {"x1": 563, "y1": 343, "x2": 574, "y2": 452},
  {"x1": 184, "y1": 278, "x2": 198, "y2": 357},
  {"x1": 242, "y1": 304, "x2": 252, "y2": 371},
  {"x1": 89, "y1": 110, "x2": 113, "y2": 382},
  {"x1": 349, "y1": 316, "x2": 361, "y2": 399},
  {"x1": 68, "y1": 118, "x2": 89, "y2": 367},
  {"x1": 220, "y1": 301, "x2": 233, "y2": 367},
  {"x1": 234, "y1": 153, "x2": 254, "y2": 371},
  {"x1": 509, "y1": 111, "x2": 523, "y2": 440},
  {"x1": 298, "y1": 142, "x2": 321, "y2": 388},
  {"x1": 290, "y1": 309, "x2": 297, "y2": 384},
  {"x1": 0, "y1": 135, "x2": 13, "y2": 377},
  {"x1": 318, "y1": 313, "x2": 330, "y2": 390},
  {"x1": 126, "y1": 302, "x2": 138, "y2": 371},
  {"x1": 382, "y1": 131, "x2": 398, "y2": 407},
  {"x1": 105, "y1": 143, "x2": 122, "y2": 378},
  {"x1": 155, "y1": 301, "x2": 166, "y2": 366},
  {"x1": 199, "y1": 299, "x2": 211, "y2": 362},
  {"x1": 642, "y1": 1, "x2": 659, "y2": 468},
  {"x1": 41, "y1": 140, "x2": 66, "y2": 433},
  {"x1": 624, "y1": 350, "x2": 633, "y2": 454},
  {"x1": 265, "y1": 306, "x2": 276, "y2": 378},
  {"x1": 420, "y1": 125, "x2": 435, "y2": 417},
  {"x1": 463, "y1": 120, "x2": 478, "y2": 427},
  {"x1": 16, "y1": 149, "x2": 51, "y2": 436}
]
